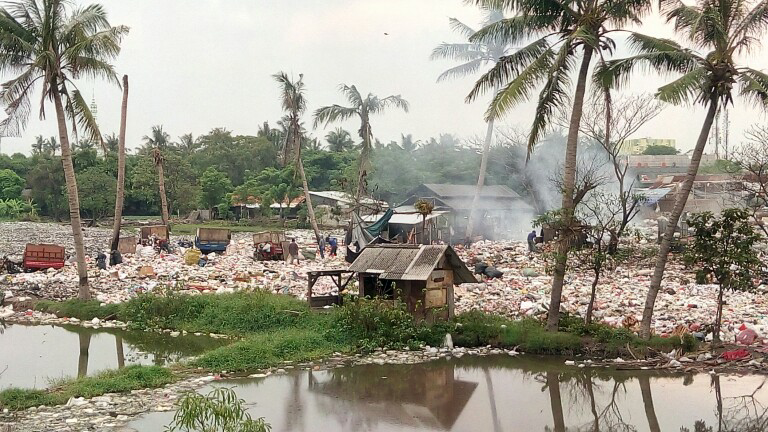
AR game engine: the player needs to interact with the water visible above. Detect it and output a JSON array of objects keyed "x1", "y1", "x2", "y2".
[
  {"x1": 0, "y1": 322, "x2": 228, "y2": 389},
  {"x1": 129, "y1": 355, "x2": 768, "y2": 432}
]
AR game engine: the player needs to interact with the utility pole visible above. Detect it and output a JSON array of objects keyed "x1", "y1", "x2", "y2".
[{"x1": 723, "y1": 107, "x2": 730, "y2": 160}]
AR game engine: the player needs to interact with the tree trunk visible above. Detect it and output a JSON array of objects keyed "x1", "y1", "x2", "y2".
[
  {"x1": 482, "y1": 366, "x2": 502, "y2": 432},
  {"x1": 640, "y1": 97, "x2": 718, "y2": 339},
  {"x1": 156, "y1": 156, "x2": 169, "y2": 226},
  {"x1": 110, "y1": 75, "x2": 129, "y2": 251},
  {"x1": 115, "y1": 335, "x2": 125, "y2": 369},
  {"x1": 297, "y1": 157, "x2": 324, "y2": 258},
  {"x1": 585, "y1": 269, "x2": 600, "y2": 325},
  {"x1": 466, "y1": 116, "x2": 495, "y2": 241},
  {"x1": 713, "y1": 285, "x2": 724, "y2": 345},
  {"x1": 639, "y1": 375, "x2": 661, "y2": 432},
  {"x1": 52, "y1": 82, "x2": 89, "y2": 297},
  {"x1": 546, "y1": 46, "x2": 594, "y2": 331},
  {"x1": 356, "y1": 122, "x2": 372, "y2": 205}
]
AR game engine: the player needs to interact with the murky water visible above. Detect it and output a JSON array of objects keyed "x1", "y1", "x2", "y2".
[
  {"x1": 129, "y1": 355, "x2": 768, "y2": 432},
  {"x1": 0, "y1": 322, "x2": 228, "y2": 389}
]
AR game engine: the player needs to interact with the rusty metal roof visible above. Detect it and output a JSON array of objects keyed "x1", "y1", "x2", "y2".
[{"x1": 348, "y1": 244, "x2": 475, "y2": 284}]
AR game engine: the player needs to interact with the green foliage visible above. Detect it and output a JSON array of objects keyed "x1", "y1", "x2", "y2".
[
  {"x1": 200, "y1": 167, "x2": 233, "y2": 210},
  {"x1": 119, "y1": 291, "x2": 311, "y2": 334},
  {"x1": 0, "y1": 168, "x2": 24, "y2": 200},
  {"x1": 0, "y1": 366, "x2": 173, "y2": 411},
  {"x1": 76, "y1": 166, "x2": 116, "y2": 219},
  {"x1": 35, "y1": 299, "x2": 121, "y2": 320},
  {"x1": 166, "y1": 387, "x2": 271, "y2": 432},
  {"x1": 684, "y1": 208, "x2": 762, "y2": 292},
  {"x1": 330, "y1": 298, "x2": 444, "y2": 352},
  {"x1": 641, "y1": 144, "x2": 679, "y2": 155}
]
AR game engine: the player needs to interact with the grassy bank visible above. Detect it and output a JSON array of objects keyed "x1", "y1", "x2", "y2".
[
  {"x1": 171, "y1": 220, "x2": 292, "y2": 235},
  {"x1": 4, "y1": 291, "x2": 695, "y2": 412},
  {"x1": 0, "y1": 366, "x2": 174, "y2": 411}
]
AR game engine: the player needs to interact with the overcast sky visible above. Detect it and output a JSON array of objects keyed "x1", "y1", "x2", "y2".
[{"x1": 1, "y1": 0, "x2": 767, "y2": 155}]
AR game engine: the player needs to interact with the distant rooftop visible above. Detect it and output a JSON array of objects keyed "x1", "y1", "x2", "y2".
[{"x1": 414, "y1": 184, "x2": 520, "y2": 199}]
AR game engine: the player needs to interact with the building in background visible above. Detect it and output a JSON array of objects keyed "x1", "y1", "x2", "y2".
[{"x1": 620, "y1": 137, "x2": 677, "y2": 155}]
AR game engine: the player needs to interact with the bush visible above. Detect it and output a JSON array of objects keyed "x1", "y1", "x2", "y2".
[
  {"x1": 452, "y1": 310, "x2": 507, "y2": 347},
  {"x1": 0, "y1": 388, "x2": 64, "y2": 411}
]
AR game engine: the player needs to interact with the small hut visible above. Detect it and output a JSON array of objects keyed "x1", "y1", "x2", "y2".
[{"x1": 348, "y1": 244, "x2": 475, "y2": 321}]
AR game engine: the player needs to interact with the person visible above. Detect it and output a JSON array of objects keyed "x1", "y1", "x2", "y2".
[
  {"x1": 96, "y1": 251, "x2": 107, "y2": 270},
  {"x1": 527, "y1": 229, "x2": 537, "y2": 253},
  {"x1": 328, "y1": 236, "x2": 338, "y2": 257},
  {"x1": 288, "y1": 238, "x2": 300, "y2": 265},
  {"x1": 318, "y1": 236, "x2": 326, "y2": 258}
]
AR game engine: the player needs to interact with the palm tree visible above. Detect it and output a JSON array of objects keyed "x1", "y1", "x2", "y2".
[
  {"x1": 110, "y1": 75, "x2": 128, "y2": 252},
  {"x1": 432, "y1": 8, "x2": 514, "y2": 241},
  {"x1": 0, "y1": 0, "x2": 128, "y2": 298},
  {"x1": 273, "y1": 72, "x2": 324, "y2": 258},
  {"x1": 325, "y1": 127, "x2": 354, "y2": 152},
  {"x1": 31, "y1": 135, "x2": 45, "y2": 155},
  {"x1": 467, "y1": 0, "x2": 653, "y2": 331},
  {"x1": 597, "y1": 0, "x2": 768, "y2": 339},
  {"x1": 400, "y1": 133, "x2": 420, "y2": 152},
  {"x1": 143, "y1": 125, "x2": 171, "y2": 225},
  {"x1": 313, "y1": 84, "x2": 409, "y2": 202},
  {"x1": 176, "y1": 133, "x2": 199, "y2": 156},
  {"x1": 104, "y1": 133, "x2": 119, "y2": 153}
]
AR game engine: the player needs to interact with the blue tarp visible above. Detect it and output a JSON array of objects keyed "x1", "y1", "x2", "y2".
[{"x1": 638, "y1": 188, "x2": 672, "y2": 205}]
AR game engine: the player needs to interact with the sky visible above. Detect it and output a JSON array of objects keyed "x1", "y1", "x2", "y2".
[{"x1": 0, "y1": 0, "x2": 767, "y2": 155}]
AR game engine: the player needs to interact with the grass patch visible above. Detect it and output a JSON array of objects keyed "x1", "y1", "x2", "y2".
[
  {"x1": 120, "y1": 291, "x2": 313, "y2": 334},
  {"x1": 0, "y1": 365, "x2": 174, "y2": 411},
  {"x1": 35, "y1": 299, "x2": 121, "y2": 321},
  {"x1": 171, "y1": 220, "x2": 292, "y2": 235},
  {"x1": 193, "y1": 328, "x2": 348, "y2": 372}
]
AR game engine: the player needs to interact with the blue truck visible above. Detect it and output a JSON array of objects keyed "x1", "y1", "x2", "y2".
[{"x1": 194, "y1": 227, "x2": 231, "y2": 253}]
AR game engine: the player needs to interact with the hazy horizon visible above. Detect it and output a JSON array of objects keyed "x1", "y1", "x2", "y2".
[{"x1": 0, "y1": 0, "x2": 766, "y2": 156}]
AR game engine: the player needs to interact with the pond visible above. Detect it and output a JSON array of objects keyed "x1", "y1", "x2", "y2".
[
  {"x1": 0, "y1": 322, "x2": 229, "y2": 390},
  {"x1": 129, "y1": 355, "x2": 768, "y2": 432}
]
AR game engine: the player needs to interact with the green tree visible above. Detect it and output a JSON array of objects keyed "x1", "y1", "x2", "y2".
[
  {"x1": 597, "y1": 0, "x2": 768, "y2": 339},
  {"x1": 76, "y1": 166, "x2": 116, "y2": 220},
  {"x1": 685, "y1": 209, "x2": 762, "y2": 344},
  {"x1": 467, "y1": 0, "x2": 654, "y2": 331},
  {"x1": 176, "y1": 133, "x2": 200, "y2": 156},
  {"x1": 642, "y1": 144, "x2": 679, "y2": 155},
  {"x1": 200, "y1": 167, "x2": 232, "y2": 210},
  {"x1": 0, "y1": 0, "x2": 128, "y2": 297},
  {"x1": 432, "y1": 7, "x2": 514, "y2": 241},
  {"x1": 143, "y1": 125, "x2": 171, "y2": 224},
  {"x1": 325, "y1": 127, "x2": 355, "y2": 152},
  {"x1": 274, "y1": 71, "x2": 324, "y2": 257},
  {"x1": 0, "y1": 169, "x2": 24, "y2": 200},
  {"x1": 313, "y1": 84, "x2": 409, "y2": 202}
]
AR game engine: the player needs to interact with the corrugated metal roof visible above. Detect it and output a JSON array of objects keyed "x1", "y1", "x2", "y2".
[
  {"x1": 348, "y1": 244, "x2": 475, "y2": 284},
  {"x1": 420, "y1": 184, "x2": 520, "y2": 198}
]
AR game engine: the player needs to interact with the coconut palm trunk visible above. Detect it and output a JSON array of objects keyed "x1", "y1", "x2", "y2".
[
  {"x1": 155, "y1": 152, "x2": 170, "y2": 226},
  {"x1": 110, "y1": 75, "x2": 129, "y2": 251},
  {"x1": 640, "y1": 97, "x2": 718, "y2": 338},
  {"x1": 297, "y1": 158, "x2": 323, "y2": 255},
  {"x1": 53, "y1": 79, "x2": 89, "y2": 296},
  {"x1": 639, "y1": 376, "x2": 661, "y2": 432},
  {"x1": 546, "y1": 46, "x2": 594, "y2": 331},
  {"x1": 356, "y1": 122, "x2": 372, "y2": 203},
  {"x1": 465, "y1": 114, "x2": 495, "y2": 240}
]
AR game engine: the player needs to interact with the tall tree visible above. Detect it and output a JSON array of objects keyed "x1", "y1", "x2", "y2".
[
  {"x1": 597, "y1": 0, "x2": 768, "y2": 338},
  {"x1": 176, "y1": 133, "x2": 199, "y2": 156},
  {"x1": 325, "y1": 127, "x2": 354, "y2": 152},
  {"x1": 0, "y1": 0, "x2": 128, "y2": 298},
  {"x1": 431, "y1": 8, "x2": 514, "y2": 241},
  {"x1": 274, "y1": 72, "x2": 324, "y2": 257},
  {"x1": 467, "y1": 0, "x2": 653, "y2": 331},
  {"x1": 313, "y1": 84, "x2": 409, "y2": 203},
  {"x1": 111, "y1": 75, "x2": 128, "y2": 251},
  {"x1": 143, "y1": 125, "x2": 171, "y2": 225}
]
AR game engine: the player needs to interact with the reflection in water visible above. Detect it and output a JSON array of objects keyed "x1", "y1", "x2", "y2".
[
  {"x1": 128, "y1": 356, "x2": 768, "y2": 432},
  {"x1": 0, "y1": 323, "x2": 228, "y2": 389}
]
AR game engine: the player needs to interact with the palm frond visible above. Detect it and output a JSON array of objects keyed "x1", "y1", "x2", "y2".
[
  {"x1": 0, "y1": 67, "x2": 37, "y2": 137},
  {"x1": 376, "y1": 95, "x2": 410, "y2": 113},
  {"x1": 470, "y1": 15, "x2": 549, "y2": 46},
  {"x1": 732, "y1": 0, "x2": 768, "y2": 53},
  {"x1": 312, "y1": 105, "x2": 358, "y2": 128},
  {"x1": 466, "y1": 37, "x2": 550, "y2": 103},
  {"x1": 436, "y1": 59, "x2": 484, "y2": 82},
  {"x1": 656, "y1": 67, "x2": 708, "y2": 105},
  {"x1": 448, "y1": 17, "x2": 476, "y2": 39},
  {"x1": 338, "y1": 84, "x2": 362, "y2": 108},
  {"x1": 430, "y1": 43, "x2": 485, "y2": 62},
  {"x1": 526, "y1": 43, "x2": 574, "y2": 158},
  {"x1": 738, "y1": 67, "x2": 768, "y2": 109},
  {"x1": 69, "y1": 88, "x2": 104, "y2": 151}
]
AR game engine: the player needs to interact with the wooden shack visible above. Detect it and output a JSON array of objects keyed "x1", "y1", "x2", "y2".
[
  {"x1": 117, "y1": 236, "x2": 137, "y2": 254},
  {"x1": 347, "y1": 244, "x2": 475, "y2": 321},
  {"x1": 139, "y1": 225, "x2": 169, "y2": 241}
]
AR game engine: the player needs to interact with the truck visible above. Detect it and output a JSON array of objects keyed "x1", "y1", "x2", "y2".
[
  {"x1": 23, "y1": 244, "x2": 66, "y2": 271},
  {"x1": 253, "y1": 231, "x2": 288, "y2": 261},
  {"x1": 195, "y1": 228, "x2": 231, "y2": 253}
]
